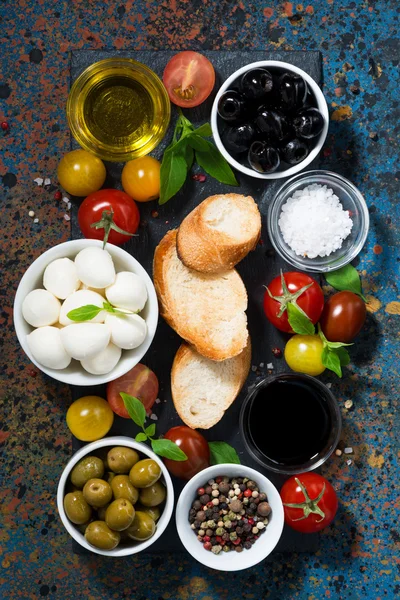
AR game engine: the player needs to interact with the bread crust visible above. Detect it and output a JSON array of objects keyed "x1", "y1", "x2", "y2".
[
  {"x1": 153, "y1": 230, "x2": 248, "y2": 361},
  {"x1": 176, "y1": 194, "x2": 261, "y2": 274},
  {"x1": 171, "y1": 340, "x2": 252, "y2": 429}
]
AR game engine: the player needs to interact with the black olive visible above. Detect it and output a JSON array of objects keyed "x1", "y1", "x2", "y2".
[
  {"x1": 278, "y1": 72, "x2": 308, "y2": 111},
  {"x1": 256, "y1": 108, "x2": 290, "y2": 142},
  {"x1": 248, "y1": 141, "x2": 280, "y2": 173},
  {"x1": 293, "y1": 107, "x2": 325, "y2": 139},
  {"x1": 217, "y1": 90, "x2": 246, "y2": 122},
  {"x1": 280, "y1": 138, "x2": 309, "y2": 165},
  {"x1": 222, "y1": 122, "x2": 255, "y2": 154},
  {"x1": 240, "y1": 68, "x2": 273, "y2": 101}
]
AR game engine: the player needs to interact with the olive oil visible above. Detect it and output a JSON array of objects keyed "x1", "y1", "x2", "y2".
[
  {"x1": 67, "y1": 59, "x2": 170, "y2": 162},
  {"x1": 84, "y1": 76, "x2": 153, "y2": 149}
]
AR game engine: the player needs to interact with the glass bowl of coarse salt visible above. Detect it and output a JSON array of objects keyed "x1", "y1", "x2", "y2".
[{"x1": 267, "y1": 170, "x2": 370, "y2": 273}]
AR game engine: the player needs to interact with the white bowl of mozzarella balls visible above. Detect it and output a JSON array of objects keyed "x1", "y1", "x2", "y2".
[{"x1": 13, "y1": 240, "x2": 158, "y2": 385}]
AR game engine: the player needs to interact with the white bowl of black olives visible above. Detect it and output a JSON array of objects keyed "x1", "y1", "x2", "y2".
[
  {"x1": 211, "y1": 61, "x2": 329, "y2": 179},
  {"x1": 57, "y1": 436, "x2": 174, "y2": 556}
]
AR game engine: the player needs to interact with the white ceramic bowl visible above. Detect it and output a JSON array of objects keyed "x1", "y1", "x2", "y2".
[
  {"x1": 57, "y1": 436, "x2": 174, "y2": 556},
  {"x1": 13, "y1": 239, "x2": 158, "y2": 385},
  {"x1": 176, "y1": 464, "x2": 284, "y2": 571},
  {"x1": 211, "y1": 60, "x2": 329, "y2": 179}
]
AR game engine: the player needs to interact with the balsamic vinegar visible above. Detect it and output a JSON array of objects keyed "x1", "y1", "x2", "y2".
[{"x1": 248, "y1": 378, "x2": 332, "y2": 466}]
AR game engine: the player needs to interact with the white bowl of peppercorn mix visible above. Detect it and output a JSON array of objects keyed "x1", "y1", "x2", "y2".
[{"x1": 175, "y1": 464, "x2": 284, "y2": 571}]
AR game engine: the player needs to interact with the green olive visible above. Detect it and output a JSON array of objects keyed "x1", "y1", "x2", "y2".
[
  {"x1": 70, "y1": 456, "x2": 104, "y2": 489},
  {"x1": 135, "y1": 504, "x2": 161, "y2": 522},
  {"x1": 138, "y1": 481, "x2": 166, "y2": 507},
  {"x1": 105, "y1": 498, "x2": 135, "y2": 532},
  {"x1": 129, "y1": 459, "x2": 161, "y2": 488},
  {"x1": 96, "y1": 504, "x2": 110, "y2": 521},
  {"x1": 107, "y1": 447, "x2": 140, "y2": 474},
  {"x1": 83, "y1": 478, "x2": 112, "y2": 508},
  {"x1": 85, "y1": 521, "x2": 120, "y2": 550},
  {"x1": 111, "y1": 475, "x2": 139, "y2": 505},
  {"x1": 64, "y1": 491, "x2": 92, "y2": 525},
  {"x1": 126, "y1": 511, "x2": 156, "y2": 541}
]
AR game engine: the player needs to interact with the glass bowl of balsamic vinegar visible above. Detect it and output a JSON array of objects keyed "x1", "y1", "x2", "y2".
[{"x1": 240, "y1": 373, "x2": 341, "y2": 475}]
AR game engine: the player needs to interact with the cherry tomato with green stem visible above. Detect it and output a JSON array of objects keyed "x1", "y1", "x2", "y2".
[
  {"x1": 280, "y1": 473, "x2": 338, "y2": 533},
  {"x1": 263, "y1": 272, "x2": 324, "y2": 333},
  {"x1": 163, "y1": 426, "x2": 210, "y2": 480}
]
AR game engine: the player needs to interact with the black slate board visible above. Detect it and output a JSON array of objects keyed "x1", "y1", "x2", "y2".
[{"x1": 69, "y1": 49, "x2": 321, "y2": 556}]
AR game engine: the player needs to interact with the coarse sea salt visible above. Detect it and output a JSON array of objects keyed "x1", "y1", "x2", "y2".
[{"x1": 278, "y1": 184, "x2": 353, "y2": 258}]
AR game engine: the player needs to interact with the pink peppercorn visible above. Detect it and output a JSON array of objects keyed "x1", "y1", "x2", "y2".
[
  {"x1": 54, "y1": 191, "x2": 62, "y2": 201},
  {"x1": 203, "y1": 541, "x2": 212, "y2": 551}
]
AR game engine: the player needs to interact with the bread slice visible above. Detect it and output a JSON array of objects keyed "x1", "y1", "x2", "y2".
[
  {"x1": 176, "y1": 194, "x2": 261, "y2": 273},
  {"x1": 171, "y1": 341, "x2": 251, "y2": 429},
  {"x1": 153, "y1": 230, "x2": 248, "y2": 361}
]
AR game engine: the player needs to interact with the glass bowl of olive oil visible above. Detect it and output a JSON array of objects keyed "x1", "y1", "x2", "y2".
[{"x1": 67, "y1": 58, "x2": 171, "y2": 162}]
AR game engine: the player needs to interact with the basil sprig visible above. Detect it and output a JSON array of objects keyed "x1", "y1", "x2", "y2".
[
  {"x1": 325, "y1": 264, "x2": 367, "y2": 301},
  {"x1": 120, "y1": 393, "x2": 188, "y2": 461},
  {"x1": 159, "y1": 111, "x2": 238, "y2": 205},
  {"x1": 67, "y1": 301, "x2": 129, "y2": 322},
  {"x1": 208, "y1": 441, "x2": 241, "y2": 465}
]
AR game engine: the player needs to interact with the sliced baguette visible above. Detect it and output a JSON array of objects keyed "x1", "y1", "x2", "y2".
[
  {"x1": 153, "y1": 230, "x2": 248, "y2": 361},
  {"x1": 176, "y1": 193, "x2": 261, "y2": 273},
  {"x1": 171, "y1": 341, "x2": 251, "y2": 429}
]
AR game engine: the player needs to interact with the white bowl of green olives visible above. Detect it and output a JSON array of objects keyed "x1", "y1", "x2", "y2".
[
  {"x1": 210, "y1": 60, "x2": 329, "y2": 179},
  {"x1": 57, "y1": 436, "x2": 174, "y2": 556}
]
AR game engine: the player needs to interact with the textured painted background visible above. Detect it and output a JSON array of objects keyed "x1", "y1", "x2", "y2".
[{"x1": 0, "y1": 1, "x2": 399, "y2": 599}]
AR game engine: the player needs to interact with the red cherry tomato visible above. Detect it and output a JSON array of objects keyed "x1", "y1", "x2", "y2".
[
  {"x1": 107, "y1": 364, "x2": 159, "y2": 418},
  {"x1": 280, "y1": 473, "x2": 338, "y2": 533},
  {"x1": 163, "y1": 426, "x2": 210, "y2": 480},
  {"x1": 163, "y1": 51, "x2": 215, "y2": 108},
  {"x1": 319, "y1": 291, "x2": 366, "y2": 342},
  {"x1": 263, "y1": 272, "x2": 324, "y2": 333},
  {"x1": 78, "y1": 189, "x2": 140, "y2": 246}
]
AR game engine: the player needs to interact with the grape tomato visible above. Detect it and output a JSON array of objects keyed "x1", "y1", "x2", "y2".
[
  {"x1": 107, "y1": 364, "x2": 159, "y2": 418},
  {"x1": 163, "y1": 426, "x2": 210, "y2": 480},
  {"x1": 319, "y1": 291, "x2": 366, "y2": 343}
]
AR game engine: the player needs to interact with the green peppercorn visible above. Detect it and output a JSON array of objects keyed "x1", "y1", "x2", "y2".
[
  {"x1": 215, "y1": 527, "x2": 225, "y2": 536},
  {"x1": 229, "y1": 532, "x2": 237, "y2": 541}
]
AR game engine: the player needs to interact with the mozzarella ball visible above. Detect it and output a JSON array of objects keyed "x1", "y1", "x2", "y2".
[
  {"x1": 79, "y1": 282, "x2": 106, "y2": 297},
  {"x1": 60, "y1": 323, "x2": 111, "y2": 360},
  {"x1": 22, "y1": 289, "x2": 61, "y2": 327},
  {"x1": 43, "y1": 258, "x2": 80, "y2": 300},
  {"x1": 81, "y1": 343, "x2": 122, "y2": 375},
  {"x1": 59, "y1": 290, "x2": 106, "y2": 326},
  {"x1": 105, "y1": 272, "x2": 148, "y2": 312},
  {"x1": 75, "y1": 247, "x2": 116, "y2": 289},
  {"x1": 105, "y1": 313, "x2": 147, "y2": 350},
  {"x1": 27, "y1": 326, "x2": 71, "y2": 370}
]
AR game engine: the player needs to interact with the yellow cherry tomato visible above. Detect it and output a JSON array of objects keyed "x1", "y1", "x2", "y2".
[
  {"x1": 284, "y1": 335, "x2": 326, "y2": 376},
  {"x1": 57, "y1": 149, "x2": 106, "y2": 196},
  {"x1": 121, "y1": 156, "x2": 161, "y2": 202},
  {"x1": 66, "y1": 396, "x2": 114, "y2": 441}
]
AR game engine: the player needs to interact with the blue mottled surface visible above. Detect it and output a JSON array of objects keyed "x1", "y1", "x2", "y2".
[{"x1": 0, "y1": 1, "x2": 399, "y2": 599}]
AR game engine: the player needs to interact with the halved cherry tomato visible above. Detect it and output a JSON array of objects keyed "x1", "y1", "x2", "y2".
[
  {"x1": 78, "y1": 189, "x2": 140, "y2": 246},
  {"x1": 163, "y1": 426, "x2": 210, "y2": 480},
  {"x1": 319, "y1": 291, "x2": 366, "y2": 342},
  {"x1": 163, "y1": 51, "x2": 215, "y2": 108},
  {"x1": 280, "y1": 473, "x2": 338, "y2": 533},
  {"x1": 107, "y1": 364, "x2": 159, "y2": 418},
  {"x1": 263, "y1": 272, "x2": 324, "y2": 333}
]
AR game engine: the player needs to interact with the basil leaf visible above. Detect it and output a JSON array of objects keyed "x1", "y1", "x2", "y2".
[
  {"x1": 287, "y1": 303, "x2": 315, "y2": 335},
  {"x1": 195, "y1": 142, "x2": 238, "y2": 186},
  {"x1": 321, "y1": 347, "x2": 342, "y2": 378},
  {"x1": 151, "y1": 439, "x2": 188, "y2": 461},
  {"x1": 334, "y1": 346, "x2": 351, "y2": 366},
  {"x1": 159, "y1": 148, "x2": 188, "y2": 205},
  {"x1": 325, "y1": 265, "x2": 366, "y2": 301},
  {"x1": 208, "y1": 441, "x2": 241, "y2": 465},
  {"x1": 120, "y1": 393, "x2": 146, "y2": 428},
  {"x1": 193, "y1": 122, "x2": 213, "y2": 138},
  {"x1": 66, "y1": 304, "x2": 103, "y2": 322},
  {"x1": 135, "y1": 432, "x2": 147, "y2": 442},
  {"x1": 145, "y1": 423, "x2": 156, "y2": 437},
  {"x1": 187, "y1": 134, "x2": 210, "y2": 152},
  {"x1": 182, "y1": 143, "x2": 194, "y2": 170}
]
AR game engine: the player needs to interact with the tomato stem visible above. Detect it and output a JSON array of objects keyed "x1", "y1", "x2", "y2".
[
  {"x1": 265, "y1": 271, "x2": 314, "y2": 319},
  {"x1": 90, "y1": 209, "x2": 137, "y2": 249},
  {"x1": 283, "y1": 477, "x2": 326, "y2": 523}
]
